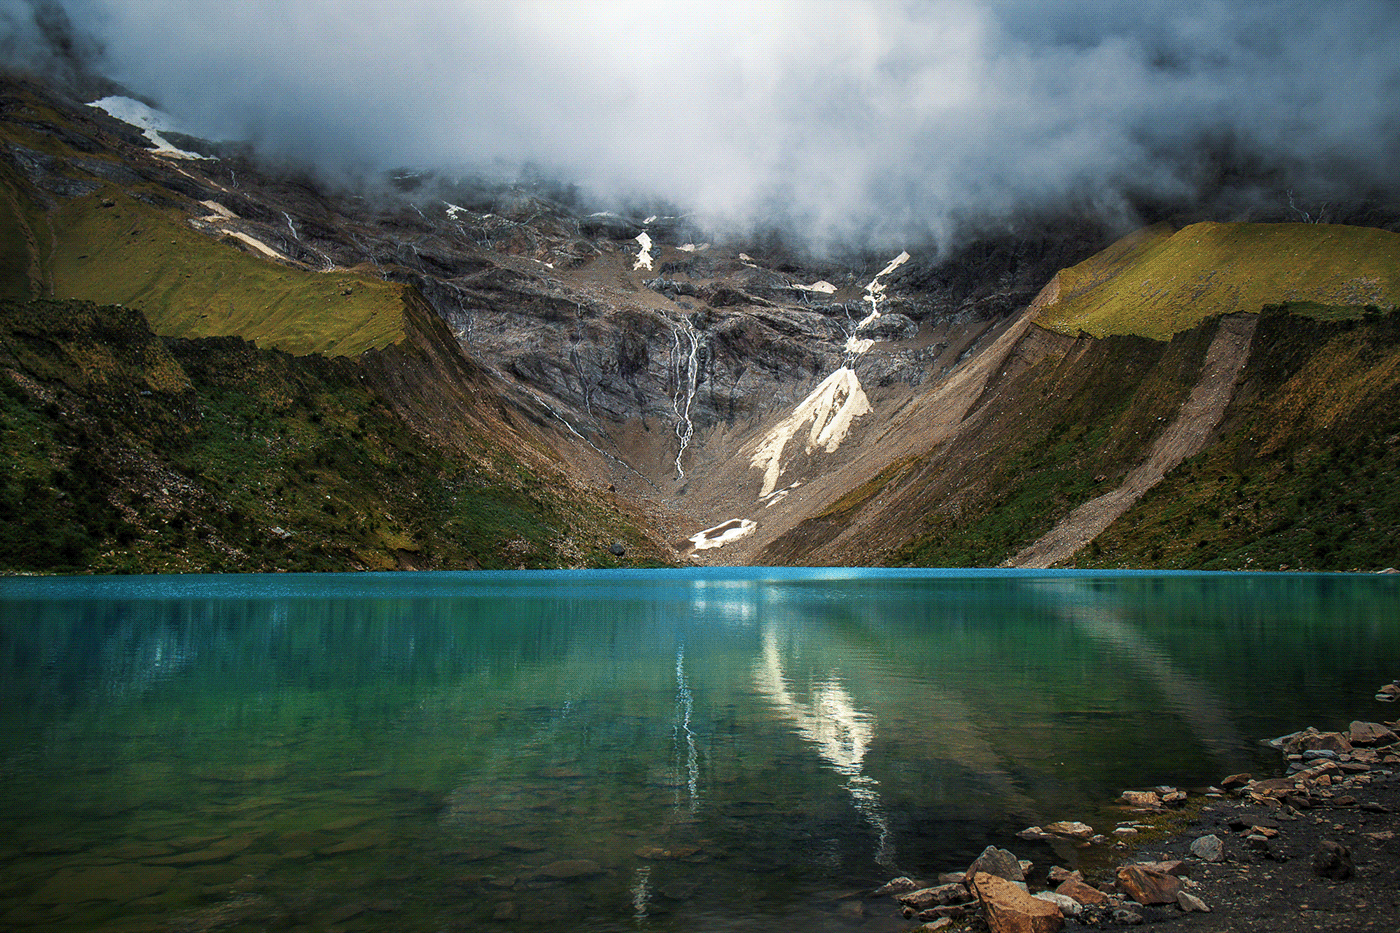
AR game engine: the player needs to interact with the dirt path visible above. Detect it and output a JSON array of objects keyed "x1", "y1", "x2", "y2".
[{"x1": 1008, "y1": 313, "x2": 1259, "y2": 569}]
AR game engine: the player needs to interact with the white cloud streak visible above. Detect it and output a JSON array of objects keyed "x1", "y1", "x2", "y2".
[{"x1": 32, "y1": 1, "x2": 1400, "y2": 244}]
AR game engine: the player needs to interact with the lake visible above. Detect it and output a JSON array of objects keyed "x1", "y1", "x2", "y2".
[{"x1": 0, "y1": 569, "x2": 1396, "y2": 931}]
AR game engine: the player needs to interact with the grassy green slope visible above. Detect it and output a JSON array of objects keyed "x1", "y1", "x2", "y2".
[
  {"x1": 1036, "y1": 222, "x2": 1400, "y2": 340},
  {"x1": 0, "y1": 298, "x2": 667, "y2": 573},
  {"x1": 0, "y1": 74, "x2": 405, "y2": 358},
  {"x1": 44, "y1": 190, "x2": 407, "y2": 357},
  {"x1": 1075, "y1": 304, "x2": 1400, "y2": 572},
  {"x1": 886, "y1": 323, "x2": 1218, "y2": 567}
]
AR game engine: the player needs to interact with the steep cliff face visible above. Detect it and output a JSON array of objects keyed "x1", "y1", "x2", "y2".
[{"x1": 4, "y1": 68, "x2": 1399, "y2": 573}]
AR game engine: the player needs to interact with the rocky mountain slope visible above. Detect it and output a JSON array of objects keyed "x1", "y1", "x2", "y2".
[{"x1": 3, "y1": 68, "x2": 1400, "y2": 573}]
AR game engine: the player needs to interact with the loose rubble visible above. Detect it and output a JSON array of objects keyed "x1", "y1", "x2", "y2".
[{"x1": 865, "y1": 712, "x2": 1399, "y2": 931}]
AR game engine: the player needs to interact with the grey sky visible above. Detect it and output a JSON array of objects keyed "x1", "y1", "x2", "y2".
[{"x1": 18, "y1": 1, "x2": 1400, "y2": 246}]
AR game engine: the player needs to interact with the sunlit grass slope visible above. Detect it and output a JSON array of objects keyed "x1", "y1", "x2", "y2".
[
  {"x1": 42, "y1": 190, "x2": 406, "y2": 357},
  {"x1": 1035, "y1": 222, "x2": 1400, "y2": 339}
]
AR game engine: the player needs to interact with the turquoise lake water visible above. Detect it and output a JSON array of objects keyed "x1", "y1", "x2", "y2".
[{"x1": 0, "y1": 569, "x2": 1396, "y2": 931}]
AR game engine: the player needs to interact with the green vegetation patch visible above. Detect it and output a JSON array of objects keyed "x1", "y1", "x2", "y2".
[
  {"x1": 0, "y1": 297, "x2": 664, "y2": 573},
  {"x1": 1036, "y1": 222, "x2": 1400, "y2": 340},
  {"x1": 1077, "y1": 304, "x2": 1400, "y2": 572},
  {"x1": 45, "y1": 190, "x2": 407, "y2": 357},
  {"x1": 892, "y1": 323, "x2": 1218, "y2": 567}
]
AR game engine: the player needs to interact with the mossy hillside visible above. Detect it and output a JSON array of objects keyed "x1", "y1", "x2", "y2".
[
  {"x1": 891, "y1": 322, "x2": 1219, "y2": 567},
  {"x1": 1036, "y1": 222, "x2": 1400, "y2": 340},
  {"x1": 1075, "y1": 304, "x2": 1400, "y2": 572},
  {"x1": 0, "y1": 298, "x2": 666, "y2": 573},
  {"x1": 38, "y1": 190, "x2": 407, "y2": 357},
  {"x1": 0, "y1": 180, "x2": 34, "y2": 300}
]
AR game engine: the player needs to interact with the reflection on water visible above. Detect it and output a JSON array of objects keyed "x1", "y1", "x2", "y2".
[
  {"x1": 674, "y1": 646, "x2": 700, "y2": 815},
  {"x1": 754, "y1": 629, "x2": 894, "y2": 868},
  {"x1": 0, "y1": 569, "x2": 1396, "y2": 933}
]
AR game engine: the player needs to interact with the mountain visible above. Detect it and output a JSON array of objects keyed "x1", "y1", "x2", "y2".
[{"x1": 3, "y1": 68, "x2": 1399, "y2": 573}]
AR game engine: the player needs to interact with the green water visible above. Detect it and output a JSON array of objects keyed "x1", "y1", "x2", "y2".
[{"x1": 0, "y1": 569, "x2": 1395, "y2": 931}]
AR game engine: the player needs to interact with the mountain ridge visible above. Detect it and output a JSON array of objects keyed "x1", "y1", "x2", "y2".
[{"x1": 3, "y1": 67, "x2": 1399, "y2": 573}]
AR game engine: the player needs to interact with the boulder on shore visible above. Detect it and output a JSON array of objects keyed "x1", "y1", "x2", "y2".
[{"x1": 970, "y1": 872, "x2": 1064, "y2": 933}]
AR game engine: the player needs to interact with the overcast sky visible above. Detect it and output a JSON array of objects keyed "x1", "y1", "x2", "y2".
[{"x1": 12, "y1": 0, "x2": 1400, "y2": 247}]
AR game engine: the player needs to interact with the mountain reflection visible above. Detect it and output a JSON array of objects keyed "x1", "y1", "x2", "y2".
[{"x1": 753, "y1": 628, "x2": 895, "y2": 868}]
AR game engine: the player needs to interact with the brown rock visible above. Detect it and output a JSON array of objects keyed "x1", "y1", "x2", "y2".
[
  {"x1": 1119, "y1": 790, "x2": 1162, "y2": 809},
  {"x1": 1055, "y1": 878, "x2": 1108, "y2": 906},
  {"x1": 1283, "y1": 727, "x2": 1353, "y2": 755},
  {"x1": 1349, "y1": 721, "x2": 1397, "y2": 746},
  {"x1": 970, "y1": 872, "x2": 1064, "y2": 933},
  {"x1": 1220, "y1": 772, "x2": 1251, "y2": 788},
  {"x1": 1043, "y1": 821, "x2": 1094, "y2": 839},
  {"x1": 1247, "y1": 777, "x2": 1297, "y2": 797},
  {"x1": 1115, "y1": 865, "x2": 1182, "y2": 905},
  {"x1": 897, "y1": 882, "x2": 972, "y2": 910},
  {"x1": 872, "y1": 876, "x2": 918, "y2": 896},
  {"x1": 1047, "y1": 866, "x2": 1082, "y2": 884},
  {"x1": 1311, "y1": 840, "x2": 1353, "y2": 881},
  {"x1": 1138, "y1": 859, "x2": 1188, "y2": 876}
]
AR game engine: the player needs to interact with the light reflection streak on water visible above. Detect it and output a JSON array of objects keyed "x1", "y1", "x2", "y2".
[
  {"x1": 1051, "y1": 581, "x2": 1251, "y2": 769},
  {"x1": 631, "y1": 865, "x2": 652, "y2": 919},
  {"x1": 753, "y1": 630, "x2": 895, "y2": 869},
  {"x1": 674, "y1": 646, "x2": 700, "y2": 814}
]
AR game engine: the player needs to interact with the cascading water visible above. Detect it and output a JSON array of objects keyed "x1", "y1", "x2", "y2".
[
  {"x1": 282, "y1": 211, "x2": 299, "y2": 241},
  {"x1": 670, "y1": 317, "x2": 701, "y2": 481}
]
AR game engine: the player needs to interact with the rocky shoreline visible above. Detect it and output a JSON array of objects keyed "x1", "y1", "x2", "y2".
[{"x1": 863, "y1": 681, "x2": 1400, "y2": 932}]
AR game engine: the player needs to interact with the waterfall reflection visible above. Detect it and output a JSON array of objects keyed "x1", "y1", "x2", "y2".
[
  {"x1": 753, "y1": 629, "x2": 895, "y2": 869},
  {"x1": 673, "y1": 645, "x2": 700, "y2": 814}
]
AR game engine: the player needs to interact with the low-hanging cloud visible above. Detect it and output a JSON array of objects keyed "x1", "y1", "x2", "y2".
[{"x1": 18, "y1": 0, "x2": 1400, "y2": 247}]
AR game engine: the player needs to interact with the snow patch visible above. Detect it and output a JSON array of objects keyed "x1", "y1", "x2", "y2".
[
  {"x1": 224, "y1": 230, "x2": 291, "y2": 262},
  {"x1": 689, "y1": 518, "x2": 756, "y2": 551},
  {"x1": 445, "y1": 203, "x2": 466, "y2": 218},
  {"x1": 793, "y1": 280, "x2": 838, "y2": 294},
  {"x1": 760, "y1": 480, "x2": 802, "y2": 507},
  {"x1": 644, "y1": 214, "x2": 658, "y2": 224},
  {"x1": 678, "y1": 243, "x2": 710, "y2": 253},
  {"x1": 840, "y1": 250, "x2": 910, "y2": 363},
  {"x1": 844, "y1": 335, "x2": 876, "y2": 356},
  {"x1": 90, "y1": 96, "x2": 207, "y2": 159},
  {"x1": 633, "y1": 231, "x2": 654, "y2": 271},
  {"x1": 198, "y1": 200, "x2": 236, "y2": 221},
  {"x1": 750, "y1": 367, "x2": 871, "y2": 497}
]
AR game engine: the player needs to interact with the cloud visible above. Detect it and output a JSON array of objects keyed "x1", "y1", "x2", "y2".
[{"x1": 22, "y1": 1, "x2": 1400, "y2": 246}]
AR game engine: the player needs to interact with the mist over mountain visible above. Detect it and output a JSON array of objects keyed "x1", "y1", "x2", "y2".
[{"x1": 6, "y1": 0, "x2": 1398, "y2": 252}]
